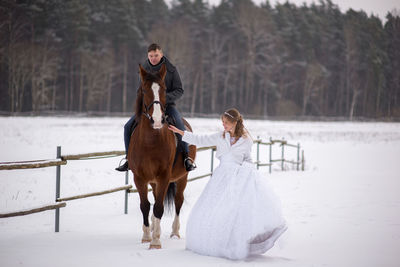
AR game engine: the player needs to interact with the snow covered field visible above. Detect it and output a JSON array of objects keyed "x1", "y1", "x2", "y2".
[{"x1": 0, "y1": 116, "x2": 399, "y2": 267}]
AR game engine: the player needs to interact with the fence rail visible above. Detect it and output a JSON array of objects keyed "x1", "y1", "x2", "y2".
[
  {"x1": 56, "y1": 185, "x2": 133, "y2": 202},
  {"x1": 61, "y1": 151, "x2": 125, "y2": 161},
  {"x1": 0, "y1": 137, "x2": 304, "y2": 232},
  {"x1": 0, "y1": 159, "x2": 67, "y2": 170},
  {"x1": 254, "y1": 137, "x2": 304, "y2": 172},
  {"x1": 0, "y1": 202, "x2": 66, "y2": 218}
]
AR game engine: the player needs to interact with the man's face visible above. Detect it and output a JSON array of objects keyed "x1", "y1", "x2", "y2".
[{"x1": 148, "y1": 49, "x2": 163, "y2": 65}]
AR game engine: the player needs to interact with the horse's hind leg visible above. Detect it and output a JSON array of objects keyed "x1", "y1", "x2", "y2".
[
  {"x1": 134, "y1": 177, "x2": 151, "y2": 243},
  {"x1": 171, "y1": 177, "x2": 187, "y2": 238}
]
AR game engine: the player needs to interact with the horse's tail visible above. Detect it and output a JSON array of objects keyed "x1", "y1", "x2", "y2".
[{"x1": 164, "y1": 182, "x2": 176, "y2": 213}]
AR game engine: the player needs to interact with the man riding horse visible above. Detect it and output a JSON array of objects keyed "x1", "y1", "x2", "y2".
[{"x1": 116, "y1": 43, "x2": 196, "y2": 172}]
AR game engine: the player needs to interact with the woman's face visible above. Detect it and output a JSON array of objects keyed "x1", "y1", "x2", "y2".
[{"x1": 222, "y1": 117, "x2": 236, "y2": 133}]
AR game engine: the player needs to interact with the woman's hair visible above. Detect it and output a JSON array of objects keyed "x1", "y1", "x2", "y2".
[{"x1": 222, "y1": 108, "x2": 248, "y2": 139}]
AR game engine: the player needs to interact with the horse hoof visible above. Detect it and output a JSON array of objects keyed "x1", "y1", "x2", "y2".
[
  {"x1": 149, "y1": 244, "x2": 162, "y2": 249},
  {"x1": 170, "y1": 233, "x2": 180, "y2": 239},
  {"x1": 142, "y1": 238, "x2": 151, "y2": 243}
]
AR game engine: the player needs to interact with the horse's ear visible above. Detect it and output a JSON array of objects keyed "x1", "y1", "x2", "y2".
[
  {"x1": 159, "y1": 63, "x2": 167, "y2": 81},
  {"x1": 139, "y1": 64, "x2": 147, "y2": 81}
]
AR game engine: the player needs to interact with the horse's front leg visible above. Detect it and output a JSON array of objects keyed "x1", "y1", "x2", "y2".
[
  {"x1": 171, "y1": 177, "x2": 187, "y2": 238},
  {"x1": 150, "y1": 179, "x2": 169, "y2": 249},
  {"x1": 149, "y1": 183, "x2": 157, "y2": 233},
  {"x1": 134, "y1": 177, "x2": 151, "y2": 243}
]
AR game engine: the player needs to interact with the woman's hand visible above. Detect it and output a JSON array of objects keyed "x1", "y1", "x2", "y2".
[{"x1": 168, "y1": 125, "x2": 184, "y2": 136}]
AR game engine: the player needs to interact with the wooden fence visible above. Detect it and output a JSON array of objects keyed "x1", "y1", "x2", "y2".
[
  {"x1": 254, "y1": 137, "x2": 305, "y2": 172},
  {"x1": 0, "y1": 139, "x2": 304, "y2": 231}
]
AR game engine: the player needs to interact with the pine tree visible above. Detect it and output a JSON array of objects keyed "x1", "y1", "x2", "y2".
[{"x1": 384, "y1": 13, "x2": 400, "y2": 117}]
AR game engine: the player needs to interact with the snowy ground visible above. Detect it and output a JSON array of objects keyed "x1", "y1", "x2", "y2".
[{"x1": 0, "y1": 117, "x2": 399, "y2": 267}]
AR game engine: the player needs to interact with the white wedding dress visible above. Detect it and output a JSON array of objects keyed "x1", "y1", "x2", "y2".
[{"x1": 182, "y1": 131, "x2": 287, "y2": 260}]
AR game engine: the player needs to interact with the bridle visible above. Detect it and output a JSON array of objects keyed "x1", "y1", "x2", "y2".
[
  {"x1": 141, "y1": 85, "x2": 167, "y2": 124},
  {"x1": 143, "y1": 99, "x2": 166, "y2": 123}
]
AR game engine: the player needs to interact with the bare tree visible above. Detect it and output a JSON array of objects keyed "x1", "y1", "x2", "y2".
[
  {"x1": 121, "y1": 44, "x2": 128, "y2": 113},
  {"x1": 80, "y1": 48, "x2": 114, "y2": 111},
  {"x1": 1, "y1": 7, "x2": 30, "y2": 112},
  {"x1": 222, "y1": 42, "x2": 236, "y2": 111},
  {"x1": 30, "y1": 38, "x2": 60, "y2": 111},
  {"x1": 207, "y1": 29, "x2": 229, "y2": 113},
  {"x1": 8, "y1": 43, "x2": 30, "y2": 112},
  {"x1": 302, "y1": 62, "x2": 326, "y2": 115},
  {"x1": 344, "y1": 25, "x2": 361, "y2": 120},
  {"x1": 234, "y1": 1, "x2": 274, "y2": 112},
  {"x1": 105, "y1": 49, "x2": 116, "y2": 114}
]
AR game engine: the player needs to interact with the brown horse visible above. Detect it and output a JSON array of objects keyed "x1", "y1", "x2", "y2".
[{"x1": 128, "y1": 64, "x2": 196, "y2": 249}]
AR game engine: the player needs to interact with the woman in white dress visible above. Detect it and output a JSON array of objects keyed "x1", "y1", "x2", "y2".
[{"x1": 169, "y1": 108, "x2": 287, "y2": 260}]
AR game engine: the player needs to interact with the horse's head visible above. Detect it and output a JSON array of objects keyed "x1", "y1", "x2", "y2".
[{"x1": 137, "y1": 64, "x2": 167, "y2": 129}]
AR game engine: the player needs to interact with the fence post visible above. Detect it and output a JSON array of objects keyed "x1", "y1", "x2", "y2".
[
  {"x1": 269, "y1": 137, "x2": 272, "y2": 174},
  {"x1": 281, "y1": 138, "x2": 285, "y2": 171},
  {"x1": 210, "y1": 148, "x2": 215, "y2": 172},
  {"x1": 301, "y1": 150, "x2": 305, "y2": 171},
  {"x1": 124, "y1": 171, "x2": 129, "y2": 214},
  {"x1": 297, "y1": 143, "x2": 300, "y2": 171},
  {"x1": 256, "y1": 136, "x2": 260, "y2": 170},
  {"x1": 55, "y1": 146, "x2": 61, "y2": 232}
]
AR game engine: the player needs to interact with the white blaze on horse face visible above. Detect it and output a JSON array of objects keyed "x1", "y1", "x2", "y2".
[{"x1": 151, "y1": 82, "x2": 163, "y2": 129}]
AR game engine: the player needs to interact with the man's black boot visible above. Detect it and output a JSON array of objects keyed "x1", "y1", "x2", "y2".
[
  {"x1": 115, "y1": 160, "x2": 129, "y2": 172},
  {"x1": 184, "y1": 157, "x2": 196, "y2": 171}
]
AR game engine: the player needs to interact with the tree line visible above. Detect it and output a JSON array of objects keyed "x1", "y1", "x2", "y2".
[{"x1": 0, "y1": 0, "x2": 399, "y2": 119}]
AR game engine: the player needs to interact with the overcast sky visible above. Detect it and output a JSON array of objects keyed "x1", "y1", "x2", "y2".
[{"x1": 167, "y1": 0, "x2": 399, "y2": 21}]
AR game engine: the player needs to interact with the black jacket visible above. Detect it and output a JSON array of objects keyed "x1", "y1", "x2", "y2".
[{"x1": 142, "y1": 56, "x2": 183, "y2": 106}]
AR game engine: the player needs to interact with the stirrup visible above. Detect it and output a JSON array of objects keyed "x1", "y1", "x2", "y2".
[
  {"x1": 184, "y1": 157, "x2": 196, "y2": 171},
  {"x1": 115, "y1": 158, "x2": 129, "y2": 172}
]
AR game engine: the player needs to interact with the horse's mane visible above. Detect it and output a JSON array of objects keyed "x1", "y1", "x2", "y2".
[{"x1": 135, "y1": 85, "x2": 144, "y2": 122}]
